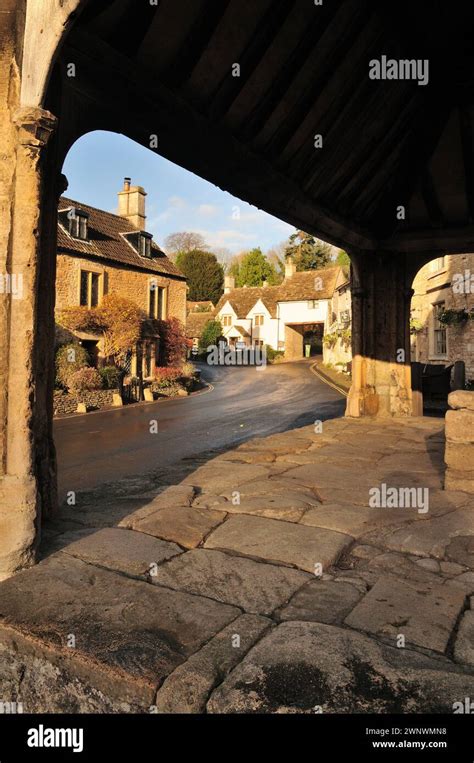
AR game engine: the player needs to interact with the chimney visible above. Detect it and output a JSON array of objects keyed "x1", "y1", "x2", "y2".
[
  {"x1": 285, "y1": 254, "x2": 296, "y2": 279},
  {"x1": 262, "y1": 279, "x2": 268, "y2": 288},
  {"x1": 224, "y1": 275, "x2": 235, "y2": 294},
  {"x1": 118, "y1": 177, "x2": 147, "y2": 229}
]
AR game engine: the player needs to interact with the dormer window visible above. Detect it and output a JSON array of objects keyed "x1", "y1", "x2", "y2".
[
  {"x1": 63, "y1": 208, "x2": 89, "y2": 240},
  {"x1": 122, "y1": 230, "x2": 153, "y2": 258},
  {"x1": 139, "y1": 233, "x2": 152, "y2": 258}
]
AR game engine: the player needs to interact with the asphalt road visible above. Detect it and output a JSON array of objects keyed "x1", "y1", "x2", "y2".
[{"x1": 54, "y1": 359, "x2": 345, "y2": 500}]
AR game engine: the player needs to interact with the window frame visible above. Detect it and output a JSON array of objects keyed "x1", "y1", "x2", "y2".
[{"x1": 79, "y1": 268, "x2": 103, "y2": 308}]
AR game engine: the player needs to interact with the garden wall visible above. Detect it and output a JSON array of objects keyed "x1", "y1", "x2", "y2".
[{"x1": 53, "y1": 388, "x2": 119, "y2": 416}]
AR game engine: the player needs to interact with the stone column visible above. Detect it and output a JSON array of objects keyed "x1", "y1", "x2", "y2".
[
  {"x1": 346, "y1": 252, "x2": 414, "y2": 417},
  {"x1": 445, "y1": 391, "x2": 474, "y2": 493},
  {"x1": 0, "y1": 106, "x2": 57, "y2": 579}
]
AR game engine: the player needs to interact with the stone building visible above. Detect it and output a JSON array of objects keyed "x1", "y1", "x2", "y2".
[
  {"x1": 411, "y1": 254, "x2": 474, "y2": 383},
  {"x1": 213, "y1": 260, "x2": 345, "y2": 360},
  {"x1": 56, "y1": 179, "x2": 187, "y2": 378}
]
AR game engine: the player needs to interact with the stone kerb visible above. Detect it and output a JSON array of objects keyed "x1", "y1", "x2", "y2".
[{"x1": 445, "y1": 391, "x2": 474, "y2": 493}]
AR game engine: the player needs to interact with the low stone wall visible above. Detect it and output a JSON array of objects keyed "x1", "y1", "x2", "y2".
[
  {"x1": 445, "y1": 390, "x2": 474, "y2": 493},
  {"x1": 54, "y1": 388, "x2": 119, "y2": 416}
]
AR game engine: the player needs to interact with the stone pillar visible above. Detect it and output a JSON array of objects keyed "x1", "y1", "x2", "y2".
[
  {"x1": 445, "y1": 391, "x2": 474, "y2": 493},
  {"x1": 0, "y1": 105, "x2": 57, "y2": 579},
  {"x1": 346, "y1": 252, "x2": 414, "y2": 417}
]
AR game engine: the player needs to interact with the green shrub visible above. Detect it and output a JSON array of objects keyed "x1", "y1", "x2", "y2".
[
  {"x1": 68, "y1": 366, "x2": 102, "y2": 393},
  {"x1": 55, "y1": 343, "x2": 90, "y2": 390},
  {"x1": 265, "y1": 345, "x2": 284, "y2": 363},
  {"x1": 99, "y1": 365, "x2": 121, "y2": 389},
  {"x1": 199, "y1": 319, "x2": 223, "y2": 351}
]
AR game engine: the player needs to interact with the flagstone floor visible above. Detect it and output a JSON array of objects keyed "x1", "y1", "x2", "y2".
[{"x1": 0, "y1": 416, "x2": 473, "y2": 713}]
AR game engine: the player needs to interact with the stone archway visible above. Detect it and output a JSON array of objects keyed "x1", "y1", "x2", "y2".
[{"x1": 2, "y1": 0, "x2": 474, "y2": 578}]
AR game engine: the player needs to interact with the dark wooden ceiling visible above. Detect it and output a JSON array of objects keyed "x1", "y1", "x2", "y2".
[{"x1": 51, "y1": 0, "x2": 474, "y2": 256}]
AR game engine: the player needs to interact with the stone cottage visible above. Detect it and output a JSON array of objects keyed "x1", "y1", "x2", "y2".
[
  {"x1": 214, "y1": 259, "x2": 346, "y2": 360},
  {"x1": 411, "y1": 254, "x2": 474, "y2": 384},
  {"x1": 55, "y1": 178, "x2": 187, "y2": 378}
]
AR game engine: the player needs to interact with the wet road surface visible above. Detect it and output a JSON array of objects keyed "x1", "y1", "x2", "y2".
[{"x1": 54, "y1": 359, "x2": 345, "y2": 499}]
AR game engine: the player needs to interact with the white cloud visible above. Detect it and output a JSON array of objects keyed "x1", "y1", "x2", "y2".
[{"x1": 197, "y1": 204, "x2": 218, "y2": 217}]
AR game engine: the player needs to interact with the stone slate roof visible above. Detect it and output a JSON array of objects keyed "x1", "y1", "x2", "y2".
[
  {"x1": 185, "y1": 311, "x2": 214, "y2": 338},
  {"x1": 187, "y1": 300, "x2": 215, "y2": 313},
  {"x1": 215, "y1": 267, "x2": 341, "y2": 319},
  {"x1": 58, "y1": 197, "x2": 186, "y2": 280}
]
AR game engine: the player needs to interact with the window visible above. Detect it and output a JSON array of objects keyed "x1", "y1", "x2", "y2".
[
  {"x1": 149, "y1": 282, "x2": 166, "y2": 319},
  {"x1": 222, "y1": 314, "x2": 232, "y2": 327},
  {"x1": 433, "y1": 302, "x2": 447, "y2": 356},
  {"x1": 307, "y1": 300, "x2": 320, "y2": 309},
  {"x1": 68, "y1": 210, "x2": 88, "y2": 240},
  {"x1": 254, "y1": 314, "x2": 265, "y2": 326},
  {"x1": 79, "y1": 270, "x2": 101, "y2": 307},
  {"x1": 139, "y1": 234, "x2": 152, "y2": 258}
]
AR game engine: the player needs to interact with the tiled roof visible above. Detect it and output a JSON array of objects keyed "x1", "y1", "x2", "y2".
[
  {"x1": 216, "y1": 286, "x2": 280, "y2": 319},
  {"x1": 215, "y1": 266, "x2": 341, "y2": 319},
  {"x1": 58, "y1": 197, "x2": 186, "y2": 280},
  {"x1": 187, "y1": 300, "x2": 215, "y2": 313},
  {"x1": 185, "y1": 311, "x2": 215, "y2": 338},
  {"x1": 279, "y1": 266, "x2": 341, "y2": 301}
]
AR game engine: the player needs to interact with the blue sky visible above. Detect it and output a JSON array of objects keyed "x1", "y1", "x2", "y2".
[{"x1": 63, "y1": 131, "x2": 295, "y2": 257}]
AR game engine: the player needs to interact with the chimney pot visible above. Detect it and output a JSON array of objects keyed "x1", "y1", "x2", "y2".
[
  {"x1": 285, "y1": 254, "x2": 296, "y2": 279},
  {"x1": 224, "y1": 275, "x2": 235, "y2": 294},
  {"x1": 118, "y1": 178, "x2": 147, "y2": 228}
]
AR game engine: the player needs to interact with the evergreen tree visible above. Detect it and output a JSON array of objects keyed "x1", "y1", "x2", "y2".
[
  {"x1": 236, "y1": 248, "x2": 278, "y2": 286},
  {"x1": 284, "y1": 230, "x2": 332, "y2": 271},
  {"x1": 176, "y1": 249, "x2": 224, "y2": 303}
]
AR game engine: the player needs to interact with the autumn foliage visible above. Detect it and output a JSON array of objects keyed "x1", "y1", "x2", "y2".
[{"x1": 59, "y1": 295, "x2": 145, "y2": 366}]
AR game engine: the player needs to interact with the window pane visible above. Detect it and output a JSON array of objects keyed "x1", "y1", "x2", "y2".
[
  {"x1": 80, "y1": 271, "x2": 88, "y2": 306},
  {"x1": 158, "y1": 287, "x2": 164, "y2": 319},
  {"x1": 149, "y1": 285, "x2": 157, "y2": 318},
  {"x1": 79, "y1": 217, "x2": 87, "y2": 239},
  {"x1": 90, "y1": 273, "x2": 99, "y2": 307}
]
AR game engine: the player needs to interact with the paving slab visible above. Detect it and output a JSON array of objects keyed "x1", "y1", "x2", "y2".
[
  {"x1": 207, "y1": 621, "x2": 474, "y2": 713},
  {"x1": 220, "y1": 478, "x2": 318, "y2": 505},
  {"x1": 204, "y1": 515, "x2": 352, "y2": 573},
  {"x1": 276, "y1": 580, "x2": 363, "y2": 624},
  {"x1": 345, "y1": 574, "x2": 466, "y2": 653},
  {"x1": 384, "y1": 508, "x2": 474, "y2": 559},
  {"x1": 183, "y1": 463, "x2": 270, "y2": 491},
  {"x1": 0, "y1": 554, "x2": 239, "y2": 707},
  {"x1": 116, "y1": 485, "x2": 196, "y2": 526},
  {"x1": 301, "y1": 503, "x2": 416, "y2": 538},
  {"x1": 220, "y1": 494, "x2": 309, "y2": 522},
  {"x1": 151, "y1": 549, "x2": 310, "y2": 615},
  {"x1": 125, "y1": 505, "x2": 227, "y2": 548},
  {"x1": 454, "y1": 611, "x2": 474, "y2": 667},
  {"x1": 155, "y1": 614, "x2": 271, "y2": 713},
  {"x1": 60, "y1": 527, "x2": 182, "y2": 578}
]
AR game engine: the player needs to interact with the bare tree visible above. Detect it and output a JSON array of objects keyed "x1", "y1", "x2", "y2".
[{"x1": 164, "y1": 231, "x2": 207, "y2": 259}]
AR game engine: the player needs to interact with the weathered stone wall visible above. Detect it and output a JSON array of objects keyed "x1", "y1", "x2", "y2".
[
  {"x1": 53, "y1": 388, "x2": 118, "y2": 416},
  {"x1": 56, "y1": 254, "x2": 187, "y2": 325},
  {"x1": 411, "y1": 254, "x2": 474, "y2": 381},
  {"x1": 445, "y1": 390, "x2": 474, "y2": 493},
  {"x1": 284, "y1": 324, "x2": 304, "y2": 360}
]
